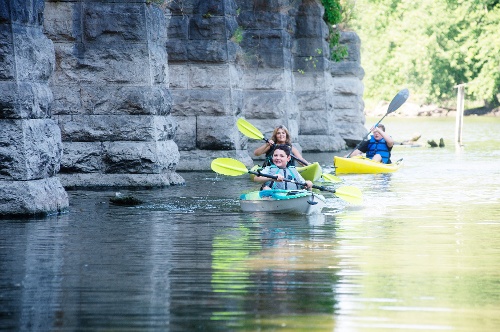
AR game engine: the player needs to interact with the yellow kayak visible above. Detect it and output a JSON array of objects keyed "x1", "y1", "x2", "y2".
[
  {"x1": 296, "y1": 162, "x2": 322, "y2": 181},
  {"x1": 334, "y1": 156, "x2": 403, "y2": 174},
  {"x1": 250, "y1": 162, "x2": 322, "y2": 181}
]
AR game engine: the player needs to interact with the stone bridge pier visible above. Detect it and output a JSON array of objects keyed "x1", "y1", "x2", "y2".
[{"x1": 0, "y1": 0, "x2": 69, "y2": 216}]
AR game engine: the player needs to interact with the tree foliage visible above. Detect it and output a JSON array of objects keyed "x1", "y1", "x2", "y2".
[{"x1": 350, "y1": 0, "x2": 500, "y2": 108}]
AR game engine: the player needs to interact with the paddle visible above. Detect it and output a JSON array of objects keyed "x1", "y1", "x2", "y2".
[
  {"x1": 237, "y1": 118, "x2": 342, "y2": 183},
  {"x1": 346, "y1": 88, "x2": 410, "y2": 158},
  {"x1": 211, "y1": 158, "x2": 362, "y2": 205}
]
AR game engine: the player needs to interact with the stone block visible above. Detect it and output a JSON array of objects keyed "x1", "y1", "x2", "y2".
[
  {"x1": 0, "y1": 119, "x2": 62, "y2": 181},
  {"x1": 177, "y1": 149, "x2": 253, "y2": 171},
  {"x1": 242, "y1": 91, "x2": 287, "y2": 119},
  {"x1": 12, "y1": 25, "x2": 55, "y2": 82},
  {"x1": 299, "y1": 109, "x2": 334, "y2": 135},
  {"x1": 193, "y1": 0, "x2": 237, "y2": 16},
  {"x1": 196, "y1": 115, "x2": 239, "y2": 150},
  {"x1": 44, "y1": 1, "x2": 81, "y2": 42},
  {"x1": 242, "y1": 69, "x2": 290, "y2": 90},
  {"x1": 171, "y1": 89, "x2": 233, "y2": 116},
  {"x1": 60, "y1": 142, "x2": 104, "y2": 173},
  {"x1": 149, "y1": 44, "x2": 168, "y2": 85},
  {"x1": 103, "y1": 140, "x2": 180, "y2": 174},
  {"x1": 0, "y1": 82, "x2": 53, "y2": 119},
  {"x1": 332, "y1": 77, "x2": 364, "y2": 95},
  {"x1": 167, "y1": 15, "x2": 189, "y2": 40},
  {"x1": 83, "y1": 3, "x2": 146, "y2": 42},
  {"x1": 166, "y1": 39, "x2": 188, "y2": 62},
  {"x1": 188, "y1": 64, "x2": 232, "y2": 89},
  {"x1": 332, "y1": 94, "x2": 364, "y2": 110},
  {"x1": 295, "y1": 14, "x2": 328, "y2": 38},
  {"x1": 0, "y1": 26, "x2": 15, "y2": 80},
  {"x1": 58, "y1": 172, "x2": 185, "y2": 189},
  {"x1": 168, "y1": 64, "x2": 189, "y2": 89},
  {"x1": 293, "y1": 71, "x2": 328, "y2": 91},
  {"x1": 6, "y1": 0, "x2": 45, "y2": 25},
  {"x1": 189, "y1": 15, "x2": 227, "y2": 40},
  {"x1": 293, "y1": 38, "x2": 329, "y2": 57},
  {"x1": 237, "y1": 11, "x2": 286, "y2": 30},
  {"x1": 296, "y1": 91, "x2": 327, "y2": 113},
  {"x1": 0, "y1": 177, "x2": 69, "y2": 217},
  {"x1": 330, "y1": 61, "x2": 365, "y2": 78},
  {"x1": 299, "y1": 134, "x2": 346, "y2": 152},
  {"x1": 57, "y1": 115, "x2": 176, "y2": 141},
  {"x1": 172, "y1": 115, "x2": 196, "y2": 151},
  {"x1": 145, "y1": 4, "x2": 169, "y2": 43},
  {"x1": 52, "y1": 84, "x2": 173, "y2": 116},
  {"x1": 51, "y1": 43, "x2": 151, "y2": 85},
  {"x1": 187, "y1": 39, "x2": 228, "y2": 62}
]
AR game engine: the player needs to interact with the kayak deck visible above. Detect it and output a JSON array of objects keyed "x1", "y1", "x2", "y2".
[
  {"x1": 240, "y1": 189, "x2": 326, "y2": 215},
  {"x1": 334, "y1": 156, "x2": 403, "y2": 174}
]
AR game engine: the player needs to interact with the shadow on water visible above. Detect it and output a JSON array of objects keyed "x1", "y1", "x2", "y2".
[{"x1": 1, "y1": 117, "x2": 500, "y2": 331}]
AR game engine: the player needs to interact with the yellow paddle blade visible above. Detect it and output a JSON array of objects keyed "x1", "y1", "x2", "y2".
[
  {"x1": 321, "y1": 173, "x2": 342, "y2": 183},
  {"x1": 334, "y1": 186, "x2": 363, "y2": 205},
  {"x1": 236, "y1": 118, "x2": 265, "y2": 140},
  {"x1": 211, "y1": 158, "x2": 249, "y2": 176}
]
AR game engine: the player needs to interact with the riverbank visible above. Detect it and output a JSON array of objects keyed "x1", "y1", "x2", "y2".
[{"x1": 366, "y1": 101, "x2": 500, "y2": 117}]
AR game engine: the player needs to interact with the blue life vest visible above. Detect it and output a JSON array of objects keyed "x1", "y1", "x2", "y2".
[
  {"x1": 261, "y1": 165, "x2": 302, "y2": 190},
  {"x1": 366, "y1": 136, "x2": 391, "y2": 163}
]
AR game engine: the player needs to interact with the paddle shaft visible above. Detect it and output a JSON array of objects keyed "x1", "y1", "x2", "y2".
[{"x1": 249, "y1": 170, "x2": 337, "y2": 193}]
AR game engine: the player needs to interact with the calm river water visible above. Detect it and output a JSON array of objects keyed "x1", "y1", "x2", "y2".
[{"x1": 1, "y1": 117, "x2": 499, "y2": 331}]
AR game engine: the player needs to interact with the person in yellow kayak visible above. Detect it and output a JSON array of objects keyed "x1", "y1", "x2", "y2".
[
  {"x1": 349, "y1": 124, "x2": 394, "y2": 163},
  {"x1": 253, "y1": 144, "x2": 313, "y2": 190},
  {"x1": 253, "y1": 125, "x2": 309, "y2": 167}
]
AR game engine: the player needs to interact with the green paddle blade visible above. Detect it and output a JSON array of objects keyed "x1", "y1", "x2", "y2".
[
  {"x1": 334, "y1": 186, "x2": 363, "y2": 205},
  {"x1": 237, "y1": 118, "x2": 265, "y2": 140},
  {"x1": 321, "y1": 173, "x2": 342, "y2": 183},
  {"x1": 211, "y1": 158, "x2": 249, "y2": 176}
]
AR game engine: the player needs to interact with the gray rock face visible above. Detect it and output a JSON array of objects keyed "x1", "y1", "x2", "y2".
[
  {"x1": 44, "y1": 0, "x2": 184, "y2": 186},
  {"x1": 166, "y1": 0, "x2": 365, "y2": 169},
  {"x1": 167, "y1": 0, "x2": 252, "y2": 170},
  {"x1": 0, "y1": 0, "x2": 69, "y2": 217}
]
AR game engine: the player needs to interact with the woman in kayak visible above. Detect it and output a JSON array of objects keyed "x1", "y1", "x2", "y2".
[
  {"x1": 349, "y1": 124, "x2": 394, "y2": 163},
  {"x1": 253, "y1": 125, "x2": 309, "y2": 167},
  {"x1": 253, "y1": 144, "x2": 313, "y2": 190}
]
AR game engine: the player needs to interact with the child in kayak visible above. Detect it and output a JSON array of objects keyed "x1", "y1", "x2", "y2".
[
  {"x1": 349, "y1": 124, "x2": 394, "y2": 163},
  {"x1": 253, "y1": 144, "x2": 313, "y2": 190},
  {"x1": 253, "y1": 125, "x2": 309, "y2": 167}
]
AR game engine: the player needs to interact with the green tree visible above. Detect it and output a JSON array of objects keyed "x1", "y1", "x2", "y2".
[{"x1": 351, "y1": 0, "x2": 500, "y2": 108}]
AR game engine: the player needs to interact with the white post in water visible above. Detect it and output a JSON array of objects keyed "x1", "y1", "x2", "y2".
[{"x1": 454, "y1": 83, "x2": 466, "y2": 145}]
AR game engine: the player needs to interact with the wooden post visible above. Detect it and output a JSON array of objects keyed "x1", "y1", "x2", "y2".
[{"x1": 454, "y1": 83, "x2": 466, "y2": 145}]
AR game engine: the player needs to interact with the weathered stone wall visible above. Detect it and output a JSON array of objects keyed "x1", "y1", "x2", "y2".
[
  {"x1": 294, "y1": 0, "x2": 347, "y2": 152},
  {"x1": 0, "y1": 0, "x2": 69, "y2": 216},
  {"x1": 330, "y1": 31, "x2": 366, "y2": 143},
  {"x1": 235, "y1": 0, "x2": 301, "y2": 158},
  {"x1": 165, "y1": 0, "x2": 365, "y2": 170},
  {"x1": 167, "y1": 0, "x2": 252, "y2": 170},
  {"x1": 44, "y1": 0, "x2": 184, "y2": 186}
]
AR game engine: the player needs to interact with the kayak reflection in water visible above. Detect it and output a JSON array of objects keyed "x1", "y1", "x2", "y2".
[
  {"x1": 348, "y1": 123, "x2": 395, "y2": 164},
  {"x1": 253, "y1": 144, "x2": 313, "y2": 191}
]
